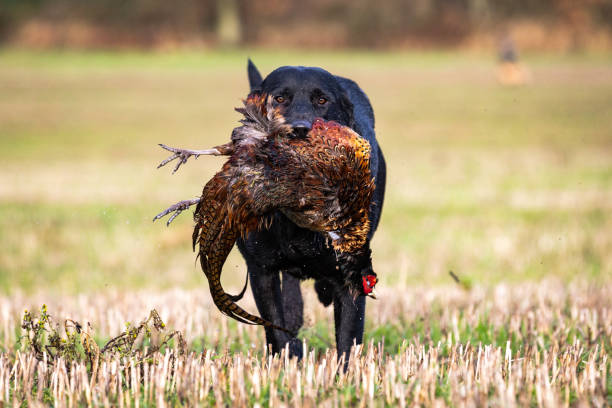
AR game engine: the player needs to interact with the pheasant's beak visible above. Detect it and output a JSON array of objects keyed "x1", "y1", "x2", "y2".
[{"x1": 367, "y1": 288, "x2": 377, "y2": 300}]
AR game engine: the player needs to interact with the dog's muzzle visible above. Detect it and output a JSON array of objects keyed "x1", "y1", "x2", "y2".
[{"x1": 291, "y1": 120, "x2": 312, "y2": 138}]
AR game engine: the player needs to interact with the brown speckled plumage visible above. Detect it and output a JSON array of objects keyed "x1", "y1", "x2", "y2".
[{"x1": 192, "y1": 94, "x2": 375, "y2": 333}]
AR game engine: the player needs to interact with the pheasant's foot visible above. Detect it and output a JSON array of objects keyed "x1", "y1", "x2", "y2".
[
  {"x1": 153, "y1": 198, "x2": 201, "y2": 226},
  {"x1": 157, "y1": 144, "x2": 222, "y2": 174}
]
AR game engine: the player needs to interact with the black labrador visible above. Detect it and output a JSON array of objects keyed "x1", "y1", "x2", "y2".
[{"x1": 238, "y1": 60, "x2": 386, "y2": 360}]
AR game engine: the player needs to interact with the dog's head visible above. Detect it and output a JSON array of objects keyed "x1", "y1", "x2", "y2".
[{"x1": 247, "y1": 59, "x2": 355, "y2": 138}]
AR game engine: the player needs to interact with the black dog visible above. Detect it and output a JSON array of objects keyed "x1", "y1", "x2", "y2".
[{"x1": 237, "y1": 60, "x2": 386, "y2": 360}]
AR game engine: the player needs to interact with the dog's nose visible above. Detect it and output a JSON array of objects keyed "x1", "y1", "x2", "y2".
[{"x1": 291, "y1": 120, "x2": 312, "y2": 138}]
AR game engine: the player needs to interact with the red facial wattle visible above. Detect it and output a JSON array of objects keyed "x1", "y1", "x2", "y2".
[{"x1": 362, "y1": 275, "x2": 377, "y2": 295}]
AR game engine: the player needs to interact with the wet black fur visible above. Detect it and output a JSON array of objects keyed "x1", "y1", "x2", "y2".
[{"x1": 237, "y1": 60, "x2": 387, "y2": 361}]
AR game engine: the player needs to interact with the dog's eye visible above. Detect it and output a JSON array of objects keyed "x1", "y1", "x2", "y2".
[
  {"x1": 317, "y1": 97, "x2": 327, "y2": 105},
  {"x1": 275, "y1": 96, "x2": 285, "y2": 103}
]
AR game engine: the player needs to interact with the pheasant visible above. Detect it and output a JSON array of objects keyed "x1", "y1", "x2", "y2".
[{"x1": 155, "y1": 94, "x2": 378, "y2": 333}]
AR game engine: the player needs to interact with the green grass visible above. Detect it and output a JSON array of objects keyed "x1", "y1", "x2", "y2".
[{"x1": 0, "y1": 48, "x2": 611, "y2": 294}]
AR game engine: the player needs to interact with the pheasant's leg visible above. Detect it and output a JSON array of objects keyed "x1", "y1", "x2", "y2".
[
  {"x1": 153, "y1": 198, "x2": 200, "y2": 226},
  {"x1": 157, "y1": 143, "x2": 230, "y2": 174},
  {"x1": 333, "y1": 288, "x2": 366, "y2": 370}
]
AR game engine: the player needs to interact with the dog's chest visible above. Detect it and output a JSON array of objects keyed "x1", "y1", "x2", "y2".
[
  {"x1": 253, "y1": 212, "x2": 336, "y2": 276},
  {"x1": 272, "y1": 214, "x2": 328, "y2": 260}
]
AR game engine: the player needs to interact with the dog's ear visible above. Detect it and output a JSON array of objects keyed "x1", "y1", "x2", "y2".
[
  {"x1": 247, "y1": 58, "x2": 263, "y2": 91},
  {"x1": 339, "y1": 91, "x2": 356, "y2": 129}
]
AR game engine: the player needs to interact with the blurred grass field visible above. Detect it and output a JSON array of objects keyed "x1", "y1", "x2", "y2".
[{"x1": 0, "y1": 49, "x2": 611, "y2": 294}]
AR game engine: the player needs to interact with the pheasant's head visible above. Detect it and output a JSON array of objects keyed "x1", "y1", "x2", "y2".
[
  {"x1": 361, "y1": 274, "x2": 378, "y2": 299},
  {"x1": 339, "y1": 249, "x2": 378, "y2": 300}
]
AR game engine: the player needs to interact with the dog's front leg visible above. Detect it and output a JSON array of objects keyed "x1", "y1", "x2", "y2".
[
  {"x1": 248, "y1": 265, "x2": 303, "y2": 358},
  {"x1": 280, "y1": 270, "x2": 304, "y2": 339},
  {"x1": 333, "y1": 288, "x2": 366, "y2": 367}
]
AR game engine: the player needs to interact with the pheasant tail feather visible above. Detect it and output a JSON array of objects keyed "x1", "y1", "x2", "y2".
[{"x1": 193, "y1": 172, "x2": 294, "y2": 335}]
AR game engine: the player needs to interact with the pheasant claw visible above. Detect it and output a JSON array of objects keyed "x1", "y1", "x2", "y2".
[
  {"x1": 157, "y1": 144, "x2": 222, "y2": 174},
  {"x1": 153, "y1": 198, "x2": 201, "y2": 226}
]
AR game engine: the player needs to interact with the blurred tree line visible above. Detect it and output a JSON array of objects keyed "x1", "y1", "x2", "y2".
[{"x1": 1, "y1": 0, "x2": 611, "y2": 49}]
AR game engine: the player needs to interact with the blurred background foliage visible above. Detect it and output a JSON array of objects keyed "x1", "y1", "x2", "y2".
[{"x1": 1, "y1": 0, "x2": 612, "y2": 50}]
